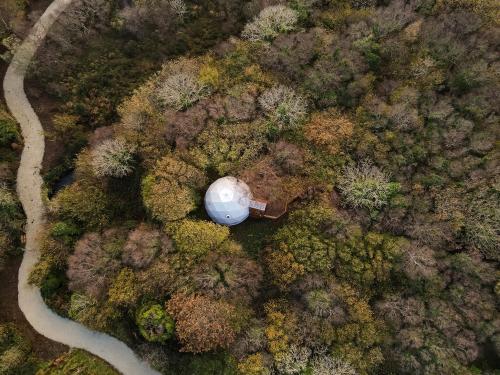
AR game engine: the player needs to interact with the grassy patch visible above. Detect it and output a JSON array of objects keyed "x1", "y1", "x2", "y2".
[{"x1": 37, "y1": 349, "x2": 119, "y2": 375}]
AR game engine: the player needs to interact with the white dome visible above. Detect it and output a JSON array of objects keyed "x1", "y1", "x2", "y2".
[{"x1": 205, "y1": 176, "x2": 252, "y2": 226}]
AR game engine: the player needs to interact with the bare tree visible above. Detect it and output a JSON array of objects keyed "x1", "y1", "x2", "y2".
[
  {"x1": 157, "y1": 73, "x2": 209, "y2": 111},
  {"x1": 275, "y1": 344, "x2": 311, "y2": 374},
  {"x1": 401, "y1": 243, "x2": 438, "y2": 280},
  {"x1": 191, "y1": 251, "x2": 263, "y2": 302},
  {"x1": 118, "y1": 0, "x2": 183, "y2": 39},
  {"x1": 46, "y1": 0, "x2": 112, "y2": 51},
  {"x1": 242, "y1": 5, "x2": 299, "y2": 42},
  {"x1": 137, "y1": 343, "x2": 171, "y2": 373},
  {"x1": 168, "y1": 0, "x2": 187, "y2": 17},
  {"x1": 337, "y1": 161, "x2": 400, "y2": 211},
  {"x1": 258, "y1": 85, "x2": 307, "y2": 129},
  {"x1": 66, "y1": 230, "x2": 122, "y2": 299},
  {"x1": 376, "y1": 295, "x2": 425, "y2": 329},
  {"x1": 310, "y1": 355, "x2": 357, "y2": 375},
  {"x1": 91, "y1": 138, "x2": 136, "y2": 178}
]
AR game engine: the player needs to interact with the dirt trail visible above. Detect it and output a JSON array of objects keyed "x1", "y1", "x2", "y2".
[{"x1": 3, "y1": 1, "x2": 159, "y2": 373}]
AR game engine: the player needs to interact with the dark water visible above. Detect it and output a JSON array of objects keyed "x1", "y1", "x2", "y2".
[{"x1": 52, "y1": 171, "x2": 74, "y2": 195}]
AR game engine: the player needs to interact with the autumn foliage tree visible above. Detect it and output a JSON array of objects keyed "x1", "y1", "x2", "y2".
[
  {"x1": 50, "y1": 182, "x2": 110, "y2": 229},
  {"x1": 166, "y1": 293, "x2": 238, "y2": 353},
  {"x1": 107, "y1": 268, "x2": 139, "y2": 307},
  {"x1": 66, "y1": 230, "x2": 123, "y2": 299},
  {"x1": 122, "y1": 223, "x2": 172, "y2": 269},
  {"x1": 269, "y1": 204, "x2": 402, "y2": 288},
  {"x1": 171, "y1": 219, "x2": 230, "y2": 260},
  {"x1": 265, "y1": 250, "x2": 305, "y2": 289},
  {"x1": 188, "y1": 121, "x2": 268, "y2": 175},
  {"x1": 271, "y1": 205, "x2": 337, "y2": 274},
  {"x1": 297, "y1": 277, "x2": 385, "y2": 374},
  {"x1": 304, "y1": 110, "x2": 354, "y2": 155},
  {"x1": 237, "y1": 353, "x2": 270, "y2": 375},
  {"x1": 142, "y1": 155, "x2": 207, "y2": 222}
]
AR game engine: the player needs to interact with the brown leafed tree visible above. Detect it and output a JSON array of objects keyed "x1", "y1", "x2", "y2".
[
  {"x1": 66, "y1": 229, "x2": 123, "y2": 299},
  {"x1": 304, "y1": 110, "x2": 354, "y2": 155},
  {"x1": 190, "y1": 251, "x2": 263, "y2": 302},
  {"x1": 122, "y1": 223, "x2": 173, "y2": 269},
  {"x1": 142, "y1": 156, "x2": 207, "y2": 223},
  {"x1": 399, "y1": 242, "x2": 438, "y2": 281},
  {"x1": 166, "y1": 293, "x2": 237, "y2": 353},
  {"x1": 118, "y1": 0, "x2": 180, "y2": 39}
]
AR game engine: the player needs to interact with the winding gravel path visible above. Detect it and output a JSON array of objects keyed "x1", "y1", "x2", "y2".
[{"x1": 3, "y1": 1, "x2": 159, "y2": 374}]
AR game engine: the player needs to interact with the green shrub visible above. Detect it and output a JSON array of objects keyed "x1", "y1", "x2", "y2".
[
  {"x1": 272, "y1": 205, "x2": 337, "y2": 273},
  {"x1": 177, "y1": 352, "x2": 237, "y2": 375},
  {"x1": 450, "y1": 70, "x2": 481, "y2": 95},
  {"x1": 136, "y1": 303, "x2": 175, "y2": 343},
  {"x1": 354, "y1": 35, "x2": 381, "y2": 71},
  {"x1": 0, "y1": 111, "x2": 18, "y2": 147},
  {"x1": 50, "y1": 182, "x2": 110, "y2": 229},
  {"x1": 49, "y1": 221, "x2": 82, "y2": 245},
  {"x1": 0, "y1": 185, "x2": 20, "y2": 222},
  {"x1": 0, "y1": 323, "x2": 36, "y2": 375},
  {"x1": 40, "y1": 270, "x2": 65, "y2": 299},
  {"x1": 172, "y1": 219, "x2": 230, "y2": 259},
  {"x1": 108, "y1": 268, "x2": 139, "y2": 306}
]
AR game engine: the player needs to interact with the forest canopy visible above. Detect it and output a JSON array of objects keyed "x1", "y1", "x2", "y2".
[{"x1": 16, "y1": 0, "x2": 500, "y2": 374}]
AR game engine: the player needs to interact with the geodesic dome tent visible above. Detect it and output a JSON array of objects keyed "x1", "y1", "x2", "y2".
[{"x1": 204, "y1": 176, "x2": 253, "y2": 226}]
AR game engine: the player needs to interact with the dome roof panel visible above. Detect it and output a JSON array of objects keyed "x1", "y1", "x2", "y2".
[{"x1": 204, "y1": 176, "x2": 252, "y2": 226}]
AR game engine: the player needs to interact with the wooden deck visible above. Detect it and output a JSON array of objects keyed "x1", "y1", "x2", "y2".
[{"x1": 249, "y1": 194, "x2": 302, "y2": 220}]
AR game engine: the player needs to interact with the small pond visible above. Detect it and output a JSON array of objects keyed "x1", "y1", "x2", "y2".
[{"x1": 50, "y1": 170, "x2": 74, "y2": 196}]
